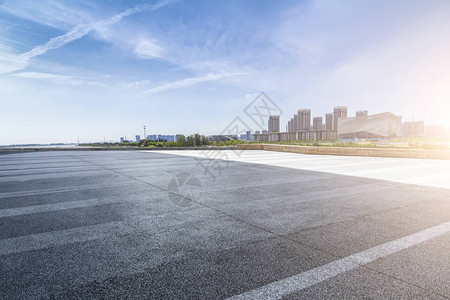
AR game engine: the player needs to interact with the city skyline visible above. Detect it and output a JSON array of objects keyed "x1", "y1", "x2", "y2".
[
  {"x1": 1, "y1": 0, "x2": 450, "y2": 144},
  {"x1": 1, "y1": 2, "x2": 449, "y2": 299}
]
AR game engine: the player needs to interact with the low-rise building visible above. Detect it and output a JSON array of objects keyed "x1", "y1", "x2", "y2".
[
  {"x1": 253, "y1": 133, "x2": 269, "y2": 142},
  {"x1": 338, "y1": 112, "x2": 400, "y2": 139},
  {"x1": 402, "y1": 121, "x2": 425, "y2": 137},
  {"x1": 209, "y1": 135, "x2": 238, "y2": 142}
]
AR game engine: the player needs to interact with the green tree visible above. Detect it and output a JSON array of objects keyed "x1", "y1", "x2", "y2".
[
  {"x1": 193, "y1": 133, "x2": 201, "y2": 147},
  {"x1": 201, "y1": 135, "x2": 210, "y2": 146},
  {"x1": 186, "y1": 135, "x2": 194, "y2": 147},
  {"x1": 176, "y1": 135, "x2": 187, "y2": 147}
]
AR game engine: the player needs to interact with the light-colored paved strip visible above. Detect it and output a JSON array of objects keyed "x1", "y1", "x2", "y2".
[
  {"x1": 226, "y1": 221, "x2": 450, "y2": 300},
  {"x1": 152, "y1": 150, "x2": 450, "y2": 189},
  {"x1": 0, "y1": 169, "x2": 112, "y2": 182},
  {"x1": 0, "y1": 221, "x2": 135, "y2": 256},
  {"x1": 0, "y1": 198, "x2": 122, "y2": 218},
  {"x1": 0, "y1": 212, "x2": 233, "y2": 256},
  {"x1": 0, "y1": 182, "x2": 137, "y2": 199}
]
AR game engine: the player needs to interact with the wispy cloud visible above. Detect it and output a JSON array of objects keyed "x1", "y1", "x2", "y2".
[
  {"x1": 142, "y1": 72, "x2": 246, "y2": 95},
  {"x1": 2, "y1": 0, "x2": 176, "y2": 74},
  {"x1": 19, "y1": 24, "x2": 92, "y2": 62},
  {"x1": 13, "y1": 72, "x2": 106, "y2": 86},
  {"x1": 121, "y1": 80, "x2": 153, "y2": 89},
  {"x1": 133, "y1": 38, "x2": 164, "y2": 59}
]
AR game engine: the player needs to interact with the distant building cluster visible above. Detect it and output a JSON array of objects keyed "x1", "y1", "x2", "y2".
[
  {"x1": 119, "y1": 107, "x2": 446, "y2": 144},
  {"x1": 119, "y1": 134, "x2": 179, "y2": 143},
  {"x1": 401, "y1": 122, "x2": 446, "y2": 137},
  {"x1": 251, "y1": 105, "x2": 445, "y2": 142},
  {"x1": 149, "y1": 134, "x2": 176, "y2": 142}
]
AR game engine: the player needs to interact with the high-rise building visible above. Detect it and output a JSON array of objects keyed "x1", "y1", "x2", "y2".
[
  {"x1": 268, "y1": 115, "x2": 280, "y2": 133},
  {"x1": 293, "y1": 114, "x2": 298, "y2": 132},
  {"x1": 333, "y1": 106, "x2": 348, "y2": 131},
  {"x1": 262, "y1": 130, "x2": 269, "y2": 134},
  {"x1": 313, "y1": 117, "x2": 323, "y2": 130},
  {"x1": 402, "y1": 121, "x2": 425, "y2": 137},
  {"x1": 120, "y1": 137, "x2": 124, "y2": 143},
  {"x1": 325, "y1": 113, "x2": 333, "y2": 130},
  {"x1": 287, "y1": 120, "x2": 292, "y2": 133},
  {"x1": 246, "y1": 130, "x2": 252, "y2": 141},
  {"x1": 298, "y1": 109, "x2": 311, "y2": 131},
  {"x1": 147, "y1": 134, "x2": 158, "y2": 141},
  {"x1": 356, "y1": 110, "x2": 368, "y2": 117},
  {"x1": 135, "y1": 135, "x2": 140, "y2": 143}
]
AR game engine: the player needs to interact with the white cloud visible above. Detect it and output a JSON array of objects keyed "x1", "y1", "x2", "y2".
[
  {"x1": 20, "y1": 24, "x2": 93, "y2": 62},
  {"x1": 0, "y1": 52, "x2": 27, "y2": 74},
  {"x1": 134, "y1": 38, "x2": 164, "y2": 59},
  {"x1": 143, "y1": 72, "x2": 247, "y2": 95},
  {"x1": 13, "y1": 72, "x2": 106, "y2": 87},
  {"x1": 121, "y1": 80, "x2": 153, "y2": 89},
  {"x1": 0, "y1": 0, "x2": 176, "y2": 74},
  {"x1": 0, "y1": 0, "x2": 94, "y2": 30}
]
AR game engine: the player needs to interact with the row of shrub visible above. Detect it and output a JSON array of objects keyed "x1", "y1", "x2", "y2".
[{"x1": 111, "y1": 134, "x2": 246, "y2": 148}]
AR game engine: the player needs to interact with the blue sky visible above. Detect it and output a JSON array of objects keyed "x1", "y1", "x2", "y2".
[{"x1": 1, "y1": 0, "x2": 450, "y2": 144}]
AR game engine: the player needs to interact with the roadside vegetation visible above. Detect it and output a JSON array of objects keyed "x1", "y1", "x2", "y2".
[
  {"x1": 81, "y1": 135, "x2": 450, "y2": 150},
  {"x1": 248, "y1": 138, "x2": 450, "y2": 150},
  {"x1": 81, "y1": 134, "x2": 244, "y2": 148}
]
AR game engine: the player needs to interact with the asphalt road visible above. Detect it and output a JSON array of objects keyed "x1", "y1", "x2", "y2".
[{"x1": 0, "y1": 150, "x2": 449, "y2": 299}]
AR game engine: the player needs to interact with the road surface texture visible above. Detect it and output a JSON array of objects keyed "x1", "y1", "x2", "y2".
[{"x1": 0, "y1": 150, "x2": 449, "y2": 299}]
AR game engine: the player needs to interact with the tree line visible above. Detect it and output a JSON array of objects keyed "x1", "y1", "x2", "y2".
[{"x1": 117, "y1": 134, "x2": 243, "y2": 148}]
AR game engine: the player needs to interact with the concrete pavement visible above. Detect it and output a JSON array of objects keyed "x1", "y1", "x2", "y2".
[{"x1": 0, "y1": 150, "x2": 449, "y2": 299}]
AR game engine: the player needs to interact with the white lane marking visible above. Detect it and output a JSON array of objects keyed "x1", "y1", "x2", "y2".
[
  {"x1": 226, "y1": 221, "x2": 450, "y2": 300},
  {"x1": 0, "y1": 211, "x2": 269, "y2": 256},
  {"x1": 0, "y1": 198, "x2": 122, "y2": 218},
  {"x1": 0, "y1": 182, "x2": 137, "y2": 199},
  {"x1": 0, "y1": 221, "x2": 134, "y2": 256},
  {"x1": 0, "y1": 169, "x2": 112, "y2": 182}
]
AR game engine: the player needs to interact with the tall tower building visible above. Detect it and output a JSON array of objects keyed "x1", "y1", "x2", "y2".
[
  {"x1": 293, "y1": 114, "x2": 298, "y2": 132},
  {"x1": 333, "y1": 106, "x2": 348, "y2": 131},
  {"x1": 246, "y1": 130, "x2": 252, "y2": 141},
  {"x1": 356, "y1": 110, "x2": 368, "y2": 117},
  {"x1": 313, "y1": 117, "x2": 323, "y2": 130},
  {"x1": 325, "y1": 113, "x2": 333, "y2": 130},
  {"x1": 268, "y1": 115, "x2": 280, "y2": 133},
  {"x1": 298, "y1": 109, "x2": 311, "y2": 131}
]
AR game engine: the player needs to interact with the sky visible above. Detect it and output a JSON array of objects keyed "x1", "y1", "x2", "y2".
[{"x1": 1, "y1": 0, "x2": 450, "y2": 144}]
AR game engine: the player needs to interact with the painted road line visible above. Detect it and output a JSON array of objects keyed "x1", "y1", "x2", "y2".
[
  {"x1": 0, "y1": 198, "x2": 122, "y2": 218},
  {"x1": 0, "y1": 182, "x2": 138, "y2": 199},
  {"x1": 0, "y1": 221, "x2": 134, "y2": 256},
  {"x1": 226, "y1": 221, "x2": 450, "y2": 300}
]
